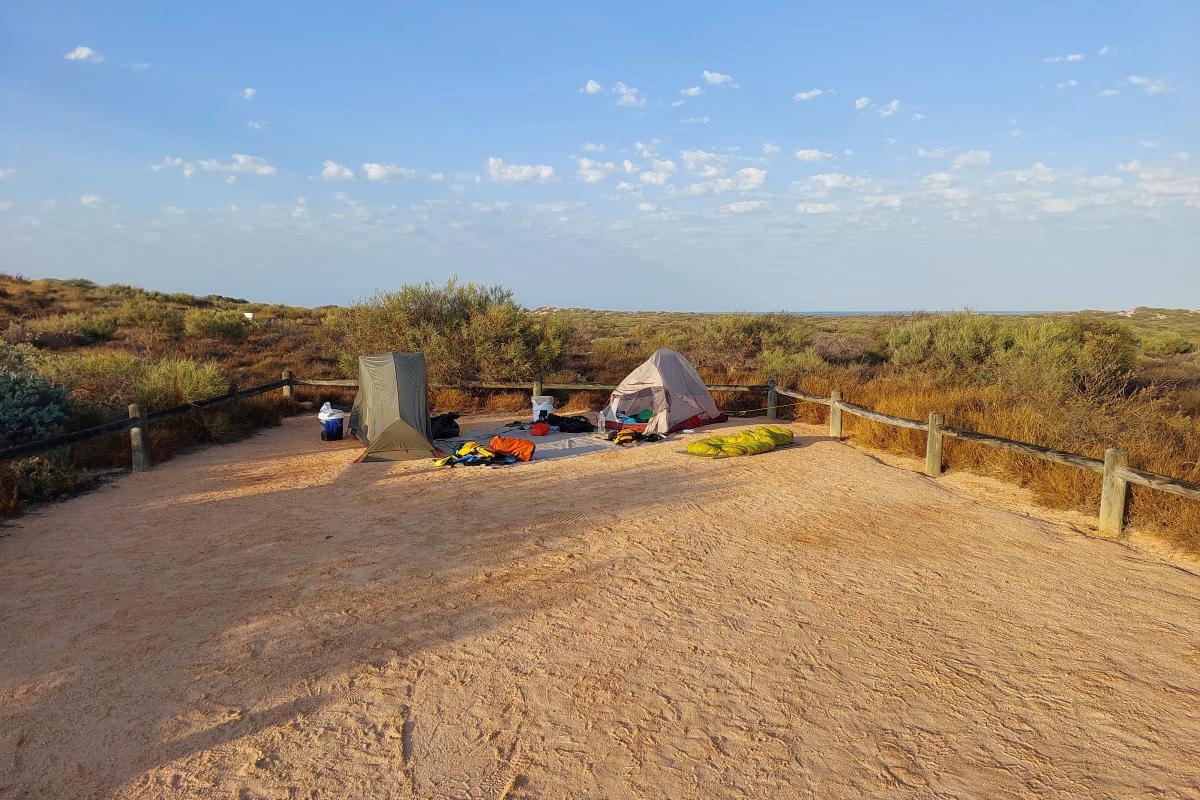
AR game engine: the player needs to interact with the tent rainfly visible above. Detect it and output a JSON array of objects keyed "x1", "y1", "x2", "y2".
[
  {"x1": 349, "y1": 353, "x2": 438, "y2": 462},
  {"x1": 599, "y1": 348, "x2": 728, "y2": 434}
]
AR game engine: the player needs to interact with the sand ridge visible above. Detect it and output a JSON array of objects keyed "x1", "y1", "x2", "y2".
[{"x1": 1, "y1": 415, "x2": 1198, "y2": 798}]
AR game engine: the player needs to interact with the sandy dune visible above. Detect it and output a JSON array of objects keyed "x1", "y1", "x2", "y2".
[{"x1": 1, "y1": 415, "x2": 1199, "y2": 799}]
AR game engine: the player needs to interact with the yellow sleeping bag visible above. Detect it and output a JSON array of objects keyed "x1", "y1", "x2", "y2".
[{"x1": 686, "y1": 425, "x2": 794, "y2": 458}]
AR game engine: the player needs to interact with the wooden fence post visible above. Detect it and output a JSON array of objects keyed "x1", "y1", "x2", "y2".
[
  {"x1": 925, "y1": 412, "x2": 944, "y2": 477},
  {"x1": 766, "y1": 377, "x2": 778, "y2": 420},
  {"x1": 1100, "y1": 447, "x2": 1129, "y2": 537},
  {"x1": 532, "y1": 375, "x2": 543, "y2": 397},
  {"x1": 282, "y1": 369, "x2": 294, "y2": 401},
  {"x1": 128, "y1": 404, "x2": 149, "y2": 472},
  {"x1": 829, "y1": 389, "x2": 843, "y2": 438}
]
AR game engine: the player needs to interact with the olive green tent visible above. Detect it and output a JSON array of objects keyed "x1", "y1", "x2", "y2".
[{"x1": 349, "y1": 353, "x2": 438, "y2": 462}]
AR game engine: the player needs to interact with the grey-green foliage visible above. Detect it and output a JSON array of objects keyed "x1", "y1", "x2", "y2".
[
  {"x1": 0, "y1": 371, "x2": 72, "y2": 447},
  {"x1": 326, "y1": 279, "x2": 574, "y2": 384}
]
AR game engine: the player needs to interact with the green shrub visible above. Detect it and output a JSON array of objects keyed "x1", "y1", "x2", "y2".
[
  {"x1": 761, "y1": 346, "x2": 827, "y2": 382},
  {"x1": 0, "y1": 371, "x2": 72, "y2": 446},
  {"x1": 7, "y1": 313, "x2": 120, "y2": 348},
  {"x1": 690, "y1": 314, "x2": 813, "y2": 375},
  {"x1": 327, "y1": 279, "x2": 572, "y2": 384},
  {"x1": 135, "y1": 358, "x2": 227, "y2": 409},
  {"x1": 8, "y1": 457, "x2": 96, "y2": 503},
  {"x1": 184, "y1": 309, "x2": 246, "y2": 342},
  {"x1": 37, "y1": 351, "x2": 144, "y2": 415},
  {"x1": 116, "y1": 298, "x2": 185, "y2": 339},
  {"x1": 887, "y1": 311, "x2": 1003, "y2": 376},
  {"x1": 1144, "y1": 331, "x2": 1195, "y2": 356}
]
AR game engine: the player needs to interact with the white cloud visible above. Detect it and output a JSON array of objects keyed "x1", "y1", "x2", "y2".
[
  {"x1": 680, "y1": 116, "x2": 710, "y2": 124},
  {"x1": 1039, "y1": 197, "x2": 1080, "y2": 213},
  {"x1": 152, "y1": 156, "x2": 196, "y2": 178},
  {"x1": 0, "y1": 167, "x2": 14, "y2": 180},
  {"x1": 622, "y1": 159, "x2": 638, "y2": 174},
  {"x1": 247, "y1": 120, "x2": 268, "y2": 130},
  {"x1": 1099, "y1": 88, "x2": 1121, "y2": 97},
  {"x1": 680, "y1": 150, "x2": 723, "y2": 176},
  {"x1": 877, "y1": 99, "x2": 901, "y2": 117},
  {"x1": 703, "y1": 70, "x2": 736, "y2": 86},
  {"x1": 671, "y1": 100, "x2": 686, "y2": 108},
  {"x1": 64, "y1": 46, "x2": 104, "y2": 63},
  {"x1": 808, "y1": 173, "x2": 869, "y2": 190},
  {"x1": 581, "y1": 143, "x2": 605, "y2": 152},
  {"x1": 486, "y1": 157, "x2": 554, "y2": 182},
  {"x1": 681, "y1": 167, "x2": 766, "y2": 195},
  {"x1": 796, "y1": 202, "x2": 839, "y2": 214},
  {"x1": 1116, "y1": 159, "x2": 1141, "y2": 173},
  {"x1": 79, "y1": 194, "x2": 104, "y2": 207},
  {"x1": 792, "y1": 88, "x2": 823, "y2": 102},
  {"x1": 639, "y1": 170, "x2": 672, "y2": 186},
  {"x1": 634, "y1": 140, "x2": 658, "y2": 158},
  {"x1": 199, "y1": 154, "x2": 276, "y2": 176},
  {"x1": 651, "y1": 159, "x2": 677, "y2": 173},
  {"x1": 721, "y1": 200, "x2": 767, "y2": 214},
  {"x1": 1044, "y1": 53, "x2": 1084, "y2": 63},
  {"x1": 581, "y1": 79, "x2": 603, "y2": 94},
  {"x1": 429, "y1": 172, "x2": 445, "y2": 181},
  {"x1": 762, "y1": 143, "x2": 781, "y2": 155},
  {"x1": 319, "y1": 160, "x2": 354, "y2": 181},
  {"x1": 578, "y1": 158, "x2": 616, "y2": 183},
  {"x1": 1057, "y1": 79, "x2": 1079, "y2": 89},
  {"x1": 917, "y1": 147, "x2": 956, "y2": 159},
  {"x1": 0, "y1": 201, "x2": 12, "y2": 212},
  {"x1": 165, "y1": 206, "x2": 185, "y2": 216},
  {"x1": 854, "y1": 96, "x2": 871, "y2": 110},
  {"x1": 361, "y1": 162, "x2": 417, "y2": 181},
  {"x1": 912, "y1": 112, "x2": 926, "y2": 121},
  {"x1": 1087, "y1": 175, "x2": 1123, "y2": 191},
  {"x1": 129, "y1": 62, "x2": 151, "y2": 70},
  {"x1": 681, "y1": 86, "x2": 703, "y2": 96},
  {"x1": 953, "y1": 149, "x2": 992, "y2": 169},
  {"x1": 613, "y1": 82, "x2": 646, "y2": 107},
  {"x1": 617, "y1": 181, "x2": 636, "y2": 192},
  {"x1": 794, "y1": 149, "x2": 833, "y2": 162},
  {"x1": 1128, "y1": 75, "x2": 1168, "y2": 94},
  {"x1": 863, "y1": 194, "x2": 902, "y2": 209},
  {"x1": 636, "y1": 202, "x2": 657, "y2": 212},
  {"x1": 242, "y1": 87, "x2": 256, "y2": 99},
  {"x1": 1098, "y1": 44, "x2": 1115, "y2": 56}
]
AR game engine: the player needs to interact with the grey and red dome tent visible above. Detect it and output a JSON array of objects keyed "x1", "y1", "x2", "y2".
[
  {"x1": 599, "y1": 348, "x2": 727, "y2": 434},
  {"x1": 349, "y1": 353, "x2": 439, "y2": 462}
]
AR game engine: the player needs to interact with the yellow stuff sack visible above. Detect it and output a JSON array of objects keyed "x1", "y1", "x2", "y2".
[{"x1": 686, "y1": 425, "x2": 793, "y2": 458}]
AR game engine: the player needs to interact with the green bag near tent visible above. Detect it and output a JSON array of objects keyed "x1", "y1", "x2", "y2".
[{"x1": 686, "y1": 425, "x2": 794, "y2": 458}]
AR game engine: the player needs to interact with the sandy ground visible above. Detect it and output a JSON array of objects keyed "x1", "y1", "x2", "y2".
[{"x1": 2, "y1": 415, "x2": 1199, "y2": 800}]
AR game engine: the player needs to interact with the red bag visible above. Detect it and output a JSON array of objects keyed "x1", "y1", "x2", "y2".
[
  {"x1": 529, "y1": 422, "x2": 551, "y2": 437},
  {"x1": 488, "y1": 436, "x2": 536, "y2": 462}
]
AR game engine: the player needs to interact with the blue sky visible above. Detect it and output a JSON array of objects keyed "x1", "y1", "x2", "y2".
[{"x1": 0, "y1": 2, "x2": 1197, "y2": 311}]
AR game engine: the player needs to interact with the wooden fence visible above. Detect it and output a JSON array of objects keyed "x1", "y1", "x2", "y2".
[{"x1": 2, "y1": 370, "x2": 1198, "y2": 539}]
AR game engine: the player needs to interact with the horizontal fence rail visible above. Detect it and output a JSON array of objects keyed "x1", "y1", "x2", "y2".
[{"x1": 3, "y1": 369, "x2": 1199, "y2": 539}]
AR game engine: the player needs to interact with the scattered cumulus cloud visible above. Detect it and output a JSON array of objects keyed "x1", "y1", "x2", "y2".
[
  {"x1": 863, "y1": 194, "x2": 902, "y2": 209},
  {"x1": 953, "y1": 150, "x2": 992, "y2": 169},
  {"x1": 640, "y1": 170, "x2": 672, "y2": 186},
  {"x1": 1057, "y1": 79, "x2": 1079, "y2": 89},
  {"x1": 581, "y1": 143, "x2": 605, "y2": 153},
  {"x1": 1099, "y1": 88, "x2": 1121, "y2": 97},
  {"x1": 362, "y1": 162, "x2": 417, "y2": 181},
  {"x1": 165, "y1": 206, "x2": 185, "y2": 216},
  {"x1": 578, "y1": 158, "x2": 616, "y2": 183},
  {"x1": 680, "y1": 86, "x2": 703, "y2": 96},
  {"x1": 794, "y1": 149, "x2": 833, "y2": 162},
  {"x1": 581, "y1": 79, "x2": 602, "y2": 94},
  {"x1": 702, "y1": 70, "x2": 736, "y2": 87},
  {"x1": 64, "y1": 46, "x2": 104, "y2": 63},
  {"x1": 319, "y1": 160, "x2": 354, "y2": 181},
  {"x1": 247, "y1": 120, "x2": 268, "y2": 130},
  {"x1": 796, "y1": 202, "x2": 839, "y2": 214},
  {"x1": 1127, "y1": 75, "x2": 1168, "y2": 94},
  {"x1": 854, "y1": 96, "x2": 871, "y2": 110},
  {"x1": 792, "y1": 88, "x2": 823, "y2": 102},
  {"x1": 242, "y1": 87, "x2": 256, "y2": 99},
  {"x1": 1044, "y1": 53, "x2": 1084, "y2": 63},
  {"x1": 199, "y1": 154, "x2": 276, "y2": 176},
  {"x1": 721, "y1": 200, "x2": 767, "y2": 214},
  {"x1": 1098, "y1": 44, "x2": 1115, "y2": 56},
  {"x1": 917, "y1": 147, "x2": 955, "y2": 159},
  {"x1": 680, "y1": 167, "x2": 766, "y2": 195},
  {"x1": 877, "y1": 99, "x2": 901, "y2": 117},
  {"x1": 680, "y1": 116, "x2": 711, "y2": 124},
  {"x1": 486, "y1": 157, "x2": 554, "y2": 182},
  {"x1": 0, "y1": 167, "x2": 14, "y2": 180},
  {"x1": 680, "y1": 150, "x2": 724, "y2": 176},
  {"x1": 762, "y1": 143, "x2": 781, "y2": 155},
  {"x1": 152, "y1": 156, "x2": 196, "y2": 178},
  {"x1": 612, "y1": 82, "x2": 646, "y2": 107},
  {"x1": 79, "y1": 194, "x2": 104, "y2": 207}
]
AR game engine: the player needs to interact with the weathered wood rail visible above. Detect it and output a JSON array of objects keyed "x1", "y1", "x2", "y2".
[{"x1": 3, "y1": 370, "x2": 1197, "y2": 539}]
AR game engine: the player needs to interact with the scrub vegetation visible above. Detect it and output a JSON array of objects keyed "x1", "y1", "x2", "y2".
[{"x1": 0, "y1": 273, "x2": 1197, "y2": 551}]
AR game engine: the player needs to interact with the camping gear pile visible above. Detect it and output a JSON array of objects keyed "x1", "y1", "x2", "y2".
[
  {"x1": 606, "y1": 429, "x2": 665, "y2": 447},
  {"x1": 599, "y1": 348, "x2": 727, "y2": 434},
  {"x1": 686, "y1": 425, "x2": 794, "y2": 458},
  {"x1": 434, "y1": 436, "x2": 536, "y2": 467}
]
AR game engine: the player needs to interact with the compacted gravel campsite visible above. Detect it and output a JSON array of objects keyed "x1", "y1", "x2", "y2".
[{"x1": 2, "y1": 414, "x2": 1200, "y2": 799}]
